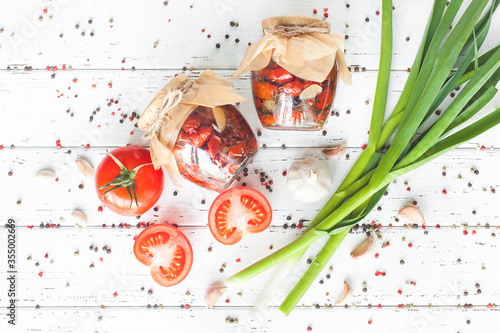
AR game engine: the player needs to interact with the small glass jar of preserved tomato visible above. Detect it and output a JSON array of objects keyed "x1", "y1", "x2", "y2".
[
  {"x1": 251, "y1": 60, "x2": 338, "y2": 130},
  {"x1": 172, "y1": 105, "x2": 258, "y2": 192},
  {"x1": 139, "y1": 70, "x2": 255, "y2": 193},
  {"x1": 233, "y1": 16, "x2": 351, "y2": 131}
]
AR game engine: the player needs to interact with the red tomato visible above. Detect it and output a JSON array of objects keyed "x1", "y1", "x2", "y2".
[
  {"x1": 266, "y1": 67, "x2": 294, "y2": 84},
  {"x1": 208, "y1": 187, "x2": 272, "y2": 245},
  {"x1": 280, "y1": 79, "x2": 303, "y2": 97},
  {"x1": 133, "y1": 224, "x2": 193, "y2": 287},
  {"x1": 95, "y1": 146, "x2": 164, "y2": 216},
  {"x1": 182, "y1": 113, "x2": 205, "y2": 134},
  {"x1": 252, "y1": 81, "x2": 277, "y2": 100},
  {"x1": 190, "y1": 126, "x2": 213, "y2": 148},
  {"x1": 207, "y1": 135, "x2": 222, "y2": 161}
]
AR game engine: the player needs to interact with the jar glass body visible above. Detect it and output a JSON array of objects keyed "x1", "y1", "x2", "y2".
[
  {"x1": 251, "y1": 60, "x2": 338, "y2": 131},
  {"x1": 173, "y1": 105, "x2": 258, "y2": 192}
]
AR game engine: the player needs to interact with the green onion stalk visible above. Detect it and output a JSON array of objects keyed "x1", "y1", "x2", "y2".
[{"x1": 206, "y1": 0, "x2": 500, "y2": 317}]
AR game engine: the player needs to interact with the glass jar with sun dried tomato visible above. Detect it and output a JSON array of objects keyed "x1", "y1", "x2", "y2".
[
  {"x1": 139, "y1": 70, "x2": 257, "y2": 192},
  {"x1": 172, "y1": 105, "x2": 258, "y2": 192},
  {"x1": 251, "y1": 60, "x2": 338, "y2": 130},
  {"x1": 233, "y1": 15, "x2": 351, "y2": 131}
]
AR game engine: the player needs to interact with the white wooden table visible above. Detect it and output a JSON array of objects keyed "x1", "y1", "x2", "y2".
[{"x1": 1, "y1": 0, "x2": 500, "y2": 332}]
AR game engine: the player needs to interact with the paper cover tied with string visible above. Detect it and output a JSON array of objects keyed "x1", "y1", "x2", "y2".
[{"x1": 138, "y1": 69, "x2": 258, "y2": 191}]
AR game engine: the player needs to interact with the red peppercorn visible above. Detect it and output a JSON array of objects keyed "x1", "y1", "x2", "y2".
[
  {"x1": 377, "y1": 304, "x2": 382, "y2": 309},
  {"x1": 371, "y1": 221, "x2": 376, "y2": 226},
  {"x1": 407, "y1": 68, "x2": 411, "y2": 72},
  {"x1": 376, "y1": 11, "x2": 380, "y2": 15},
  {"x1": 368, "y1": 320, "x2": 373, "y2": 325},
  {"x1": 0, "y1": 144, "x2": 3, "y2": 150},
  {"x1": 46, "y1": 66, "x2": 50, "y2": 71},
  {"x1": 313, "y1": 9, "x2": 317, "y2": 14},
  {"x1": 86, "y1": 143, "x2": 90, "y2": 150},
  {"x1": 412, "y1": 200, "x2": 417, "y2": 205},
  {"x1": 487, "y1": 303, "x2": 492, "y2": 309},
  {"x1": 375, "y1": 253, "x2": 379, "y2": 259},
  {"x1": 297, "y1": 223, "x2": 303, "y2": 229},
  {"x1": 225, "y1": 299, "x2": 230, "y2": 303},
  {"x1": 398, "y1": 289, "x2": 402, "y2": 295},
  {"x1": 385, "y1": 241, "x2": 390, "y2": 247},
  {"x1": 408, "y1": 243, "x2": 413, "y2": 248},
  {"x1": 406, "y1": 187, "x2": 411, "y2": 191},
  {"x1": 442, "y1": 189, "x2": 447, "y2": 195},
  {"x1": 108, "y1": 82, "x2": 112, "y2": 88},
  {"x1": 201, "y1": 29, "x2": 205, "y2": 32},
  {"x1": 362, "y1": 144, "x2": 367, "y2": 150},
  {"x1": 282, "y1": 171, "x2": 287, "y2": 177},
  {"x1": 377, "y1": 224, "x2": 382, "y2": 229},
  {"x1": 463, "y1": 230, "x2": 468, "y2": 235},
  {"x1": 435, "y1": 110, "x2": 441, "y2": 115},
  {"x1": 43, "y1": 8, "x2": 47, "y2": 14},
  {"x1": 381, "y1": 272, "x2": 386, "y2": 276},
  {"x1": 99, "y1": 257, "x2": 103, "y2": 262},
  {"x1": 307, "y1": 327, "x2": 312, "y2": 332},
  {"x1": 236, "y1": 258, "x2": 241, "y2": 263},
  {"x1": 398, "y1": 304, "x2": 403, "y2": 309},
  {"x1": 98, "y1": 206, "x2": 103, "y2": 212},
  {"x1": 39, "y1": 272, "x2": 43, "y2": 277},
  {"x1": 472, "y1": 230, "x2": 476, "y2": 235},
  {"x1": 113, "y1": 292, "x2": 118, "y2": 297},
  {"x1": 62, "y1": 65, "x2": 66, "y2": 70},
  {"x1": 480, "y1": 145, "x2": 486, "y2": 150},
  {"x1": 184, "y1": 304, "x2": 190, "y2": 309},
  {"x1": 436, "y1": 224, "x2": 441, "y2": 229},
  {"x1": 45, "y1": 253, "x2": 48, "y2": 259},
  {"x1": 375, "y1": 271, "x2": 380, "y2": 276},
  {"x1": 207, "y1": 34, "x2": 211, "y2": 38}
]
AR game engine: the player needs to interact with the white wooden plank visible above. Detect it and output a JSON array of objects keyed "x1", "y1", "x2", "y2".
[
  {"x1": 1, "y1": 0, "x2": 499, "y2": 70},
  {"x1": 0, "y1": 70, "x2": 499, "y2": 148},
  {"x1": 1, "y1": 227, "x2": 499, "y2": 308},
  {"x1": 1, "y1": 307, "x2": 499, "y2": 333},
  {"x1": 1, "y1": 148, "x2": 499, "y2": 228}
]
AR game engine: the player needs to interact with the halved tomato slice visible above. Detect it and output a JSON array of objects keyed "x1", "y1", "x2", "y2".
[
  {"x1": 208, "y1": 187, "x2": 272, "y2": 245},
  {"x1": 133, "y1": 224, "x2": 193, "y2": 287}
]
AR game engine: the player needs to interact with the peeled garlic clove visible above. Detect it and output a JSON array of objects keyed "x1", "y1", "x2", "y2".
[
  {"x1": 299, "y1": 84, "x2": 323, "y2": 100},
  {"x1": 205, "y1": 281, "x2": 227, "y2": 309},
  {"x1": 286, "y1": 157, "x2": 333, "y2": 203},
  {"x1": 350, "y1": 234, "x2": 374, "y2": 258},
  {"x1": 76, "y1": 158, "x2": 94, "y2": 178},
  {"x1": 322, "y1": 143, "x2": 347, "y2": 159},
  {"x1": 335, "y1": 281, "x2": 352, "y2": 305},
  {"x1": 35, "y1": 169, "x2": 56, "y2": 180},
  {"x1": 71, "y1": 209, "x2": 88, "y2": 229},
  {"x1": 262, "y1": 99, "x2": 277, "y2": 112},
  {"x1": 212, "y1": 107, "x2": 227, "y2": 133},
  {"x1": 398, "y1": 205, "x2": 425, "y2": 225}
]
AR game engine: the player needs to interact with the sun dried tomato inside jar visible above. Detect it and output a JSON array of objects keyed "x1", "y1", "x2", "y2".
[
  {"x1": 172, "y1": 105, "x2": 258, "y2": 192},
  {"x1": 251, "y1": 60, "x2": 338, "y2": 131}
]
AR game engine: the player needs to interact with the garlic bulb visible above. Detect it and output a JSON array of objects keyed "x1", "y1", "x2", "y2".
[{"x1": 286, "y1": 157, "x2": 333, "y2": 203}]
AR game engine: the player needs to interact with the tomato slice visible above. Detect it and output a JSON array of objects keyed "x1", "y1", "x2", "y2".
[
  {"x1": 208, "y1": 187, "x2": 272, "y2": 245},
  {"x1": 280, "y1": 79, "x2": 303, "y2": 97},
  {"x1": 190, "y1": 126, "x2": 213, "y2": 148},
  {"x1": 266, "y1": 67, "x2": 294, "y2": 84},
  {"x1": 133, "y1": 224, "x2": 193, "y2": 287},
  {"x1": 252, "y1": 81, "x2": 278, "y2": 100}
]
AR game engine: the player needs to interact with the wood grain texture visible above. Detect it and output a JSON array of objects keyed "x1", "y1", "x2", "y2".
[{"x1": 1, "y1": 0, "x2": 500, "y2": 332}]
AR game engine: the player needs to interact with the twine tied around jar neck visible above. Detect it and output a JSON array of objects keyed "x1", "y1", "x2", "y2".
[
  {"x1": 143, "y1": 79, "x2": 194, "y2": 141},
  {"x1": 263, "y1": 21, "x2": 331, "y2": 37}
]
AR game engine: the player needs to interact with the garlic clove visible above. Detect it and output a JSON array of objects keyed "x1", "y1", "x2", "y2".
[
  {"x1": 322, "y1": 143, "x2": 347, "y2": 159},
  {"x1": 205, "y1": 281, "x2": 227, "y2": 309},
  {"x1": 398, "y1": 205, "x2": 425, "y2": 225},
  {"x1": 350, "y1": 234, "x2": 374, "y2": 258},
  {"x1": 299, "y1": 84, "x2": 323, "y2": 100},
  {"x1": 76, "y1": 158, "x2": 95, "y2": 178},
  {"x1": 262, "y1": 99, "x2": 277, "y2": 112},
  {"x1": 212, "y1": 107, "x2": 227, "y2": 133},
  {"x1": 35, "y1": 169, "x2": 56, "y2": 180},
  {"x1": 71, "y1": 209, "x2": 88, "y2": 229},
  {"x1": 335, "y1": 281, "x2": 352, "y2": 305},
  {"x1": 286, "y1": 157, "x2": 333, "y2": 203}
]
